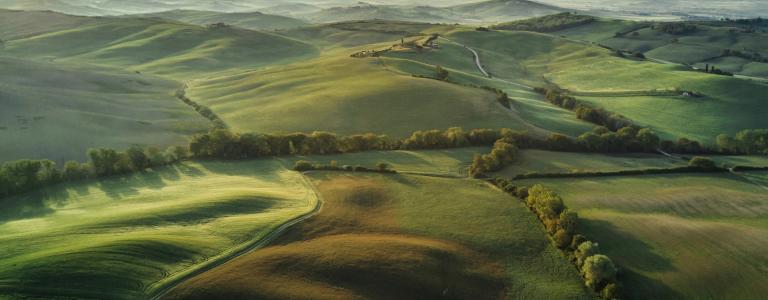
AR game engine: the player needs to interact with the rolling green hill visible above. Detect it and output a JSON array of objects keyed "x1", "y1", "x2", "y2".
[
  {"x1": 0, "y1": 14, "x2": 318, "y2": 78},
  {"x1": 0, "y1": 9, "x2": 95, "y2": 40},
  {"x1": 443, "y1": 28, "x2": 768, "y2": 143},
  {"x1": 0, "y1": 160, "x2": 318, "y2": 299},
  {"x1": 165, "y1": 172, "x2": 591, "y2": 299},
  {"x1": 449, "y1": 0, "x2": 564, "y2": 23},
  {"x1": 185, "y1": 50, "x2": 536, "y2": 138},
  {"x1": 130, "y1": 9, "x2": 309, "y2": 31},
  {"x1": 0, "y1": 57, "x2": 207, "y2": 163}
]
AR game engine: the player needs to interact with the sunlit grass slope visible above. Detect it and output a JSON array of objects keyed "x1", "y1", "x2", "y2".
[
  {"x1": 0, "y1": 57, "x2": 208, "y2": 163},
  {"x1": 493, "y1": 150, "x2": 684, "y2": 178},
  {"x1": 517, "y1": 173, "x2": 768, "y2": 299},
  {"x1": 279, "y1": 20, "x2": 457, "y2": 48},
  {"x1": 0, "y1": 14, "x2": 318, "y2": 78},
  {"x1": 381, "y1": 36, "x2": 595, "y2": 136},
  {"x1": 448, "y1": 29, "x2": 768, "y2": 142},
  {"x1": 0, "y1": 160, "x2": 317, "y2": 299},
  {"x1": 131, "y1": 9, "x2": 309, "y2": 31},
  {"x1": 166, "y1": 173, "x2": 590, "y2": 299},
  {"x1": 186, "y1": 52, "x2": 525, "y2": 138},
  {"x1": 282, "y1": 147, "x2": 487, "y2": 176}
]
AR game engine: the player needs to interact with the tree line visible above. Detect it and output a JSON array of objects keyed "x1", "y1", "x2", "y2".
[
  {"x1": 490, "y1": 180, "x2": 621, "y2": 299},
  {"x1": 0, "y1": 146, "x2": 188, "y2": 199},
  {"x1": 716, "y1": 129, "x2": 768, "y2": 155},
  {"x1": 293, "y1": 160, "x2": 395, "y2": 174}
]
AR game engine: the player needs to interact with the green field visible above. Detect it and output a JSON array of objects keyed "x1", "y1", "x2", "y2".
[
  {"x1": 0, "y1": 16, "x2": 318, "y2": 78},
  {"x1": 493, "y1": 150, "x2": 684, "y2": 177},
  {"x1": 131, "y1": 10, "x2": 309, "y2": 31},
  {"x1": 185, "y1": 50, "x2": 530, "y2": 138},
  {"x1": 0, "y1": 160, "x2": 317, "y2": 299},
  {"x1": 0, "y1": 57, "x2": 208, "y2": 163},
  {"x1": 165, "y1": 172, "x2": 591, "y2": 299},
  {"x1": 283, "y1": 147, "x2": 487, "y2": 176},
  {"x1": 517, "y1": 173, "x2": 768, "y2": 299}
]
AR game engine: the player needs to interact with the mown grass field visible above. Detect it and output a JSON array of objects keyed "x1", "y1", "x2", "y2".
[
  {"x1": 0, "y1": 57, "x2": 208, "y2": 163},
  {"x1": 0, "y1": 160, "x2": 317, "y2": 299},
  {"x1": 165, "y1": 172, "x2": 591, "y2": 299},
  {"x1": 492, "y1": 150, "x2": 684, "y2": 177},
  {"x1": 516, "y1": 173, "x2": 768, "y2": 299}
]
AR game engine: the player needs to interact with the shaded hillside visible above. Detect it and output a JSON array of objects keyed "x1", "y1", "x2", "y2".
[
  {"x1": 130, "y1": 9, "x2": 309, "y2": 31},
  {"x1": 0, "y1": 13, "x2": 318, "y2": 78}
]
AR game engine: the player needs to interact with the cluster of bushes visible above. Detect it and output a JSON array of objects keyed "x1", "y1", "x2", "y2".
[
  {"x1": 481, "y1": 86, "x2": 511, "y2": 109},
  {"x1": 653, "y1": 23, "x2": 698, "y2": 35},
  {"x1": 0, "y1": 146, "x2": 188, "y2": 199},
  {"x1": 293, "y1": 160, "x2": 396, "y2": 173},
  {"x1": 576, "y1": 126, "x2": 661, "y2": 153},
  {"x1": 716, "y1": 129, "x2": 768, "y2": 155},
  {"x1": 615, "y1": 50, "x2": 646, "y2": 59},
  {"x1": 701, "y1": 64, "x2": 734, "y2": 76},
  {"x1": 189, "y1": 128, "x2": 514, "y2": 160},
  {"x1": 490, "y1": 181, "x2": 620, "y2": 299},
  {"x1": 493, "y1": 13, "x2": 595, "y2": 32},
  {"x1": 721, "y1": 49, "x2": 767, "y2": 63},
  {"x1": 536, "y1": 87, "x2": 634, "y2": 131},
  {"x1": 175, "y1": 87, "x2": 226, "y2": 129},
  {"x1": 189, "y1": 130, "x2": 398, "y2": 159},
  {"x1": 469, "y1": 139, "x2": 518, "y2": 177}
]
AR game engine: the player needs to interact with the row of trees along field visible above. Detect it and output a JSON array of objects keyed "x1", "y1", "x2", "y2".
[
  {"x1": 717, "y1": 129, "x2": 768, "y2": 154},
  {"x1": 537, "y1": 87, "x2": 726, "y2": 154},
  {"x1": 0, "y1": 146, "x2": 187, "y2": 198},
  {"x1": 4, "y1": 124, "x2": 761, "y2": 200},
  {"x1": 491, "y1": 180, "x2": 621, "y2": 299}
]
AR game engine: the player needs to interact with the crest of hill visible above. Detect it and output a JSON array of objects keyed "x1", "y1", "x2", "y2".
[
  {"x1": 449, "y1": 0, "x2": 566, "y2": 23},
  {"x1": 128, "y1": 9, "x2": 309, "y2": 31},
  {"x1": 0, "y1": 11, "x2": 318, "y2": 78},
  {"x1": 0, "y1": 9, "x2": 96, "y2": 40},
  {"x1": 493, "y1": 12, "x2": 595, "y2": 32},
  {"x1": 300, "y1": 0, "x2": 567, "y2": 24}
]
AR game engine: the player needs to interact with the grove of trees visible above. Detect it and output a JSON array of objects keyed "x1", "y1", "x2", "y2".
[
  {"x1": 490, "y1": 180, "x2": 622, "y2": 299},
  {"x1": 716, "y1": 129, "x2": 768, "y2": 154}
]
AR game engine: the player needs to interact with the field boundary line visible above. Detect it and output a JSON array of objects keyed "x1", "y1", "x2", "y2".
[{"x1": 146, "y1": 172, "x2": 323, "y2": 300}]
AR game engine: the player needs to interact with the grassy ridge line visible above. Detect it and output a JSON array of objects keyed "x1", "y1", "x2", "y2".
[{"x1": 146, "y1": 172, "x2": 322, "y2": 300}]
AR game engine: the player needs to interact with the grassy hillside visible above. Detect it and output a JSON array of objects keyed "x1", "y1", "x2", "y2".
[
  {"x1": 0, "y1": 14, "x2": 318, "y2": 78},
  {"x1": 448, "y1": 28, "x2": 768, "y2": 142},
  {"x1": 0, "y1": 57, "x2": 208, "y2": 163},
  {"x1": 550, "y1": 16, "x2": 768, "y2": 78},
  {"x1": 185, "y1": 50, "x2": 535, "y2": 138},
  {"x1": 517, "y1": 173, "x2": 768, "y2": 299},
  {"x1": 0, "y1": 159, "x2": 318, "y2": 299},
  {"x1": 282, "y1": 147, "x2": 487, "y2": 176},
  {"x1": 450, "y1": 0, "x2": 564, "y2": 23},
  {"x1": 279, "y1": 20, "x2": 456, "y2": 48},
  {"x1": 492, "y1": 150, "x2": 684, "y2": 177},
  {"x1": 380, "y1": 34, "x2": 595, "y2": 136},
  {"x1": 0, "y1": 9, "x2": 95, "y2": 40},
  {"x1": 165, "y1": 172, "x2": 591, "y2": 299},
  {"x1": 130, "y1": 9, "x2": 309, "y2": 31},
  {"x1": 302, "y1": 4, "x2": 463, "y2": 24}
]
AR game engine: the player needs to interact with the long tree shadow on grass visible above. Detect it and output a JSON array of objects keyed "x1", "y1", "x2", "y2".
[{"x1": 580, "y1": 218, "x2": 682, "y2": 299}]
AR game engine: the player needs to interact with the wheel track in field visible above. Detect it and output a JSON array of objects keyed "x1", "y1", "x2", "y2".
[{"x1": 146, "y1": 172, "x2": 323, "y2": 300}]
